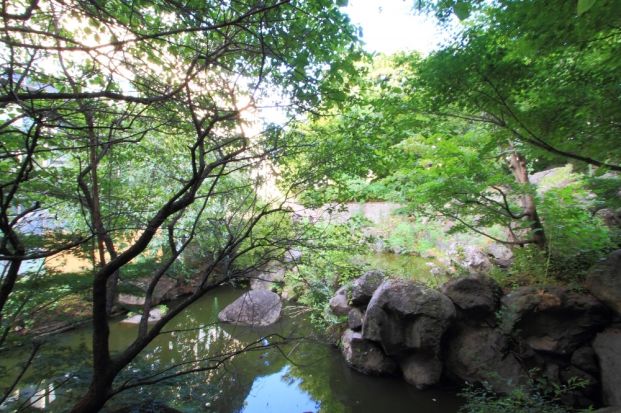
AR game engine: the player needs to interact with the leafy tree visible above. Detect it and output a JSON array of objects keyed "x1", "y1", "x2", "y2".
[{"x1": 0, "y1": 0, "x2": 358, "y2": 411}]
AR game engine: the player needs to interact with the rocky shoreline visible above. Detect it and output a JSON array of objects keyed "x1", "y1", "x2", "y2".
[{"x1": 329, "y1": 249, "x2": 621, "y2": 410}]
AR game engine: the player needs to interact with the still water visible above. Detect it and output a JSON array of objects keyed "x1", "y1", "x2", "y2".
[{"x1": 1, "y1": 287, "x2": 462, "y2": 412}]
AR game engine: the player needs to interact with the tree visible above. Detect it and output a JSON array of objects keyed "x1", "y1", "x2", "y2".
[
  {"x1": 0, "y1": 0, "x2": 358, "y2": 411},
  {"x1": 280, "y1": 55, "x2": 549, "y2": 249},
  {"x1": 416, "y1": 0, "x2": 621, "y2": 171}
]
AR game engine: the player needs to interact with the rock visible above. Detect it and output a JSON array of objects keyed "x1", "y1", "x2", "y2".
[
  {"x1": 586, "y1": 249, "x2": 621, "y2": 316},
  {"x1": 351, "y1": 270, "x2": 385, "y2": 307},
  {"x1": 121, "y1": 308, "x2": 163, "y2": 324},
  {"x1": 445, "y1": 325, "x2": 527, "y2": 393},
  {"x1": 441, "y1": 275, "x2": 502, "y2": 318},
  {"x1": 571, "y1": 346, "x2": 599, "y2": 376},
  {"x1": 283, "y1": 248, "x2": 302, "y2": 262},
  {"x1": 363, "y1": 278, "x2": 455, "y2": 356},
  {"x1": 218, "y1": 290, "x2": 282, "y2": 327},
  {"x1": 118, "y1": 276, "x2": 178, "y2": 307},
  {"x1": 595, "y1": 208, "x2": 621, "y2": 229},
  {"x1": 118, "y1": 294, "x2": 146, "y2": 307},
  {"x1": 348, "y1": 308, "x2": 363, "y2": 331},
  {"x1": 449, "y1": 244, "x2": 492, "y2": 274},
  {"x1": 500, "y1": 286, "x2": 611, "y2": 355},
  {"x1": 486, "y1": 243, "x2": 513, "y2": 268},
  {"x1": 250, "y1": 264, "x2": 285, "y2": 291},
  {"x1": 340, "y1": 329, "x2": 397, "y2": 375},
  {"x1": 400, "y1": 353, "x2": 443, "y2": 389},
  {"x1": 329, "y1": 286, "x2": 350, "y2": 316},
  {"x1": 593, "y1": 328, "x2": 621, "y2": 406}
]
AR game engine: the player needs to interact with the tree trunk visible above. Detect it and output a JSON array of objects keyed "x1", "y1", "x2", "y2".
[
  {"x1": 68, "y1": 376, "x2": 113, "y2": 413},
  {"x1": 508, "y1": 150, "x2": 546, "y2": 249}
]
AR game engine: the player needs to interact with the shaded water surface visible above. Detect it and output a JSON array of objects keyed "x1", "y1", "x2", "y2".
[{"x1": 1, "y1": 287, "x2": 462, "y2": 412}]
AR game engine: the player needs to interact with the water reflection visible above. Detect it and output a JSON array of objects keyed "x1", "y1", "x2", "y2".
[
  {"x1": 241, "y1": 366, "x2": 319, "y2": 413},
  {"x1": 1, "y1": 287, "x2": 463, "y2": 412}
]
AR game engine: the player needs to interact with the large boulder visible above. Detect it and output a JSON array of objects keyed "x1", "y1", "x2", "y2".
[
  {"x1": 218, "y1": 290, "x2": 282, "y2": 327},
  {"x1": 593, "y1": 327, "x2": 621, "y2": 406},
  {"x1": 400, "y1": 353, "x2": 443, "y2": 389},
  {"x1": 363, "y1": 278, "x2": 455, "y2": 356},
  {"x1": 329, "y1": 286, "x2": 351, "y2": 316},
  {"x1": 500, "y1": 286, "x2": 611, "y2": 355},
  {"x1": 586, "y1": 249, "x2": 621, "y2": 316},
  {"x1": 340, "y1": 329, "x2": 397, "y2": 375},
  {"x1": 445, "y1": 325, "x2": 527, "y2": 393},
  {"x1": 350, "y1": 270, "x2": 385, "y2": 307},
  {"x1": 441, "y1": 275, "x2": 502, "y2": 319}
]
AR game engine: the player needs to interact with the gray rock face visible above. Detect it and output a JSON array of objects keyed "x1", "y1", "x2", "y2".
[
  {"x1": 363, "y1": 279, "x2": 455, "y2": 356},
  {"x1": 441, "y1": 275, "x2": 502, "y2": 318},
  {"x1": 400, "y1": 353, "x2": 443, "y2": 389},
  {"x1": 340, "y1": 329, "x2": 397, "y2": 375},
  {"x1": 501, "y1": 286, "x2": 611, "y2": 355},
  {"x1": 446, "y1": 325, "x2": 527, "y2": 394},
  {"x1": 593, "y1": 328, "x2": 621, "y2": 406},
  {"x1": 351, "y1": 270, "x2": 385, "y2": 306},
  {"x1": 348, "y1": 307, "x2": 363, "y2": 331},
  {"x1": 218, "y1": 290, "x2": 282, "y2": 326},
  {"x1": 329, "y1": 286, "x2": 350, "y2": 316},
  {"x1": 586, "y1": 249, "x2": 621, "y2": 316}
]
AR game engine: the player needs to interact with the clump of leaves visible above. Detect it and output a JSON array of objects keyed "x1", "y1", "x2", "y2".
[
  {"x1": 459, "y1": 373, "x2": 590, "y2": 413},
  {"x1": 285, "y1": 216, "x2": 370, "y2": 327}
]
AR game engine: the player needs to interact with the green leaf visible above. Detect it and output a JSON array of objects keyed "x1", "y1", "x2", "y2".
[
  {"x1": 336, "y1": 0, "x2": 348, "y2": 6},
  {"x1": 577, "y1": 0, "x2": 597, "y2": 16},
  {"x1": 453, "y1": 2, "x2": 471, "y2": 20}
]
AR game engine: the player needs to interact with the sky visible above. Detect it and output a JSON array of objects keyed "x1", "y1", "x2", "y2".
[{"x1": 342, "y1": 0, "x2": 453, "y2": 55}]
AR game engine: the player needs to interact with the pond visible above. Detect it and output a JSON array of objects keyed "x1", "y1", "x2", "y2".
[{"x1": 1, "y1": 287, "x2": 463, "y2": 412}]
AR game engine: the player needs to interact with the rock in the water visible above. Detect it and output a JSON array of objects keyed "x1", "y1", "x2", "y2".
[
  {"x1": 348, "y1": 307, "x2": 363, "y2": 331},
  {"x1": 586, "y1": 249, "x2": 621, "y2": 316},
  {"x1": 593, "y1": 327, "x2": 621, "y2": 406},
  {"x1": 218, "y1": 290, "x2": 282, "y2": 326},
  {"x1": 329, "y1": 286, "x2": 350, "y2": 316},
  {"x1": 121, "y1": 308, "x2": 163, "y2": 324},
  {"x1": 363, "y1": 278, "x2": 455, "y2": 355},
  {"x1": 401, "y1": 353, "x2": 443, "y2": 389},
  {"x1": 441, "y1": 275, "x2": 502, "y2": 318},
  {"x1": 351, "y1": 270, "x2": 385, "y2": 306},
  {"x1": 445, "y1": 325, "x2": 527, "y2": 393},
  {"x1": 340, "y1": 329, "x2": 397, "y2": 375},
  {"x1": 500, "y1": 286, "x2": 611, "y2": 355}
]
